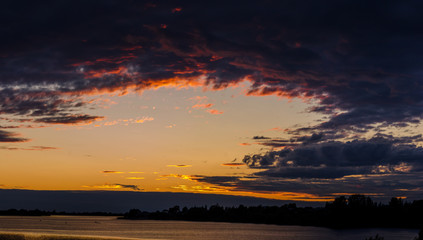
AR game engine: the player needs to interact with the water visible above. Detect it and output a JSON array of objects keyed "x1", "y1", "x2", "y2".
[{"x1": 0, "y1": 216, "x2": 418, "y2": 240}]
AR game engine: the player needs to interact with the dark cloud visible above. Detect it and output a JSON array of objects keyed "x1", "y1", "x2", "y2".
[
  {"x1": 252, "y1": 136, "x2": 271, "y2": 140},
  {"x1": 35, "y1": 114, "x2": 103, "y2": 124},
  {"x1": 195, "y1": 173, "x2": 423, "y2": 202},
  {"x1": 1, "y1": 0, "x2": 422, "y2": 136},
  {"x1": 84, "y1": 183, "x2": 141, "y2": 191},
  {"x1": 196, "y1": 136, "x2": 423, "y2": 200},
  {"x1": 0, "y1": 130, "x2": 29, "y2": 142},
  {"x1": 243, "y1": 137, "x2": 423, "y2": 178},
  {"x1": 0, "y1": 126, "x2": 19, "y2": 129},
  {"x1": 116, "y1": 184, "x2": 141, "y2": 191}
]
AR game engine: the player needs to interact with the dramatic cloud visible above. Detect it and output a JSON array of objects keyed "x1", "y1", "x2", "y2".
[
  {"x1": 1, "y1": 0, "x2": 422, "y2": 139},
  {"x1": 2, "y1": 0, "x2": 423, "y2": 200},
  {"x1": 196, "y1": 136, "x2": 423, "y2": 201},
  {"x1": 243, "y1": 137, "x2": 423, "y2": 178}
]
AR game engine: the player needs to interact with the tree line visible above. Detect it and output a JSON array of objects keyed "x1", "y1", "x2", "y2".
[{"x1": 123, "y1": 195, "x2": 423, "y2": 229}]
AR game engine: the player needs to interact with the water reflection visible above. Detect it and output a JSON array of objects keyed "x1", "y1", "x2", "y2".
[{"x1": 0, "y1": 216, "x2": 417, "y2": 240}]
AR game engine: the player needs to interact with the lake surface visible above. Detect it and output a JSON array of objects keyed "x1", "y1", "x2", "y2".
[{"x1": 0, "y1": 216, "x2": 418, "y2": 240}]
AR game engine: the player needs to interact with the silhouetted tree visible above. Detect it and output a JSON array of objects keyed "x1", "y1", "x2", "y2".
[
  {"x1": 389, "y1": 197, "x2": 403, "y2": 208},
  {"x1": 121, "y1": 195, "x2": 423, "y2": 229}
]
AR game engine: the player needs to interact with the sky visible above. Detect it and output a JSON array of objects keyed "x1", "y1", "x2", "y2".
[{"x1": 1, "y1": 0, "x2": 423, "y2": 205}]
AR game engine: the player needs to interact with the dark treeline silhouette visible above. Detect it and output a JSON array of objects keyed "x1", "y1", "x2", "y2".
[
  {"x1": 0, "y1": 209, "x2": 120, "y2": 216},
  {"x1": 0, "y1": 209, "x2": 50, "y2": 216},
  {"x1": 123, "y1": 195, "x2": 423, "y2": 229}
]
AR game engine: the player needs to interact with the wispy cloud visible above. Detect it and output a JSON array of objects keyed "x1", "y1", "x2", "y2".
[
  {"x1": 192, "y1": 103, "x2": 213, "y2": 109},
  {"x1": 135, "y1": 117, "x2": 154, "y2": 123},
  {"x1": 167, "y1": 165, "x2": 192, "y2": 168},
  {"x1": 99, "y1": 117, "x2": 154, "y2": 127},
  {"x1": 160, "y1": 174, "x2": 198, "y2": 181},
  {"x1": 0, "y1": 146, "x2": 58, "y2": 151},
  {"x1": 238, "y1": 143, "x2": 251, "y2": 146},
  {"x1": 82, "y1": 183, "x2": 141, "y2": 191},
  {"x1": 207, "y1": 109, "x2": 224, "y2": 115},
  {"x1": 101, "y1": 171, "x2": 125, "y2": 174},
  {"x1": 221, "y1": 163, "x2": 245, "y2": 166},
  {"x1": 35, "y1": 115, "x2": 103, "y2": 125}
]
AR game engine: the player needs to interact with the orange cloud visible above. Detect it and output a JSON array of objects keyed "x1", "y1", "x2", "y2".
[
  {"x1": 268, "y1": 127, "x2": 285, "y2": 132},
  {"x1": 100, "y1": 117, "x2": 154, "y2": 127},
  {"x1": 239, "y1": 143, "x2": 251, "y2": 146},
  {"x1": 192, "y1": 103, "x2": 213, "y2": 109},
  {"x1": 167, "y1": 165, "x2": 192, "y2": 168},
  {"x1": 135, "y1": 116, "x2": 154, "y2": 123},
  {"x1": 207, "y1": 109, "x2": 223, "y2": 115},
  {"x1": 171, "y1": 184, "x2": 227, "y2": 193},
  {"x1": 221, "y1": 163, "x2": 246, "y2": 166},
  {"x1": 83, "y1": 66, "x2": 132, "y2": 79},
  {"x1": 160, "y1": 174, "x2": 199, "y2": 181},
  {"x1": 126, "y1": 177, "x2": 145, "y2": 180}
]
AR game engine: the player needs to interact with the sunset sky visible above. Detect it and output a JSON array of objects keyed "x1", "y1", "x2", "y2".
[{"x1": 1, "y1": 0, "x2": 423, "y2": 204}]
